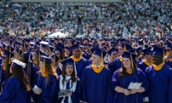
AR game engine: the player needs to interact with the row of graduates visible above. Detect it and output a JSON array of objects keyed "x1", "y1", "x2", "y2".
[{"x1": 0, "y1": 37, "x2": 172, "y2": 103}]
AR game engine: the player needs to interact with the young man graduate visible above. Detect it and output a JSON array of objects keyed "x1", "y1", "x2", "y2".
[
  {"x1": 68, "y1": 44, "x2": 89, "y2": 79},
  {"x1": 81, "y1": 48, "x2": 113, "y2": 103},
  {"x1": 145, "y1": 47, "x2": 172, "y2": 103}
]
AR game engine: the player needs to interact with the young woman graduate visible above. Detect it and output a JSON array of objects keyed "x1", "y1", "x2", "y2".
[
  {"x1": 0, "y1": 50, "x2": 12, "y2": 92},
  {"x1": 0, "y1": 59, "x2": 31, "y2": 103},
  {"x1": 112, "y1": 51, "x2": 148, "y2": 103},
  {"x1": 145, "y1": 47, "x2": 172, "y2": 103},
  {"x1": 57, "y1": 58, "x2": 81, "y2": 103},
  {"x1": 81, "y1": 48, "x2": 112, "y2": 103},
  {"x1": 33, "y1": 56, "x2": 58, "y2": 103},
  {"x1": 50, "y1": 54, "x2": 62, "y2": 75}
]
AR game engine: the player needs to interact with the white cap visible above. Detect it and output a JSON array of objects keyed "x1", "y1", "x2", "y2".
[{"x1": 12, "y1": 59, "x2": 26, "y2": 68}]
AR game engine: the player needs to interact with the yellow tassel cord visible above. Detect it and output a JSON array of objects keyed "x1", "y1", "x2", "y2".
[
  {"x1": 142, "y1": 59, "x2": 153, "y2": 66},
  {"x1": 41, "y1": 58, "x2": 50, "y2": 77},
  {"x1": 120, "y1": 56, "x2": 123, "y2": 62},
  {"x1": 124, "y1": 44, "x2": 126, "y2": 51}
]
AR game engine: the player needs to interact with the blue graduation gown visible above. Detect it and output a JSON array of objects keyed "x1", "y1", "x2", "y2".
[
  {"x1": 37, "y1": 74, "x2": 58, "y2": 103},
  {"x1": 57, "y1": 77, "x2": 81, "y2": 103},
  {"x1": 138, "y1": 62, "x2": 149, "y2": 73},
  {"x1": 56, "y1": 68, "x2": 62, "y2": 76},
  {"x1": 0, "y1": 76, "x2": 30, "y2": 103},
  {"x1": 111, "y1": 57, "x2": 122, "y2": 72},
  {"x1": 0, "y1": 66, "x2": 5, "y2": 91},
  {"x1": 73, "y1": 58, "x2": 89, "y2": 79},
  {"x1": 112, "y1": 68, "x2": 148, "y2": 103},
  {"x1": 105, "y1": 60, "x2": 115, "y2": 76},
  {"x1": 81, "y1": 66, "x2": 112, "y2": 103},
  {"x1": 145, "y1": 65, "x2": 172, "y2": 103},
  {"x1": 166, "y1": 61, "x2": 172, "y2": 68}
]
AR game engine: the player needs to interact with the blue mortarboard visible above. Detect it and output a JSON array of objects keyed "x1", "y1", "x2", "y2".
[
  {"x1": 152, "y1": 47, "x2": 165, "y2": 56},
  {"x1": 11, "y1": 59, "x2": 26, "y2": 69},
  {"x1": 71, "y1": 44, "x2": 80, "y2": 52},
  {"x1": 40, "y1": 56, "x2": 52, "y2": 64},
  {"x1": 60, "y1": 58, "x2": 74, "y2": 67},
  {"x1": 135, "y1": 47, "x2": 142, "y2": 54},
  {"x1": 120, "y1": 43, "x2": 133, "y2": 51},
  {"x1": 122, "y1": 51, "x2": 136, "y2": 60},
  {"x1": 142, "y1": 48, "x2": 153, "y2": 55},
  {"x1": 49, "y1": 54, "x2": 59, "y2": 62},
  {"x1": 30, "y1": 42, "x2": 35, "y2": 47},
  {"x1": 64, "y1": 46, "x2": 70, "y2": 50},
  {"x1": 108, "y1": 48, "x2": 118, "y2": 55},
  {"x1": 55, "y1": 47, "x2": 62, "y2": 54},
  {"x1": 40, "y1": 41, "x2": 49, "y2": 48},
  {"x1": 92, "y1": 48, "x2": 106, "y2": 58}
]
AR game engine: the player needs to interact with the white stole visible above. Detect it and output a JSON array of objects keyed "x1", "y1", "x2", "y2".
[{"x1": 59, "y1": 75, "x2": 77, "y2": 103}]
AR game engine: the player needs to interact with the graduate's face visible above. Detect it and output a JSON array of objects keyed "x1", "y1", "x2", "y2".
[
  {"x1": 55, "y1": 51, "x2": 60, "y2": 58},
  {"x1": 145, "y1": 54, "x2": 152, "y2": 60},
  {"x1": 73, "y1": 49, "x2": 81, "y2": 58},
  {"x1": 111, "y1": 52, "x2": 118, "y2": 60},
  {"x1": 152, "y1": 54, "x2": 163, "y2": 65},
  {"x1": 122, "y1": 58, "x2": 131, "y2": 69},
  {"x1": 118, "y1": 47, "x2": 124, "y2": 56},
  {"x1": 66, "y1": 65, "x2": 73, "y2": 75},
  {"x1": 92, "y1": 54, "x2": 101, "y2": 65}
]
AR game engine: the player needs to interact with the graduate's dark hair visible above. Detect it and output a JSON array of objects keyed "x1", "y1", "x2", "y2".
[
  {"x1": 11, "y1": 63, "x2": 30, "y2": 91},
  {"x1": 118, "y1": 60, "x2": 137, "y2": 77},
  {"x1": 62, "y1": 64, "x2": 77, "y2": 85}
]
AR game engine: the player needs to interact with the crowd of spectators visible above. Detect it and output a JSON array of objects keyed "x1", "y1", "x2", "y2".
[{"x1": 0, "y1": 0, "x2": 171, "y2": 38}]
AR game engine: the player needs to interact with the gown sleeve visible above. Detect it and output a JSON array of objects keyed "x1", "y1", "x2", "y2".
[
  {"x1": 168, "y1": 69, "x2": 172, "y2": 103},
  {"x1": 138, "y1": 70, "x2": 148, "y2": 91},
  {"x1": 71, "y1": 80, "x2": 81, "y2": 103},
  {"x1": 112, "y1": 70, "x2": 120, "y2": 90},
  {"x1": 41, "y1": 76, "x2": 58, "y2": 101},
  {"x1": 0, "y1": 78, "x2": 20, "y2": 103},
  {"x1": 81, "y1": 68, "x2": 88, "y2": 102}
]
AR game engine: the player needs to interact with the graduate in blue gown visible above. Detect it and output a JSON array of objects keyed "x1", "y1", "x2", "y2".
[
  {"x1": 49, "y1": 54, "x2": 62, "y2": 75},
  {"x1": 81, "y1": 48, "x2": 112, "y2": 103},
  {"x1": 112, "y1": 51, "x2": 148, "y2": 103},
  {"x1": 0, "y1": 59, "x2": 31, "y2": 103},
  {"x1": 138, "y1": 48, "x2": 153, "y2": 73},
  {"x1": 111, "y1": 43, "x2": 133, "y2": 72},
  {"x1": 164, "y1": 43, "x2": 172, "y2": 68},
  {"x1": 106, "y1": 48, "x2": 118, "y2": 76},
  {"x1": 57, "y1": 58, "x2": 81, "y2": 103},
  {"x1": 68, "y1": 44, "x2": 89, "y2": 79},
  {"x1": 33, "y1": 56, "x2": 58, "y2": 103},
  {"x1": 145, "y1": 47, "x2": 172, "y2": 103},
  {"x1": 0, "y1": 50, "x2": 12, "y2": 92}
]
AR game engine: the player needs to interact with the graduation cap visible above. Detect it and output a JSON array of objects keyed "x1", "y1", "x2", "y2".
[
  {"x1": 60, "y1": 58, "x2": 74, "y2": 67},
  {"x1": 120, "y1": 43, "x2": 133, "y2": 51},
  {"x1": 142, "y1": 48, "x2": 153, "y2": 55},
  {"x1": 122, "y1": 51, "x2": 136, "y2": 68},
  {"x1": 92, "y1": 48, "x2": 106, "y2": 58},
  {"x1": 108, "y1": 48, "x2": 118, "y2": 55},
  {"x1": 2, "y1": 50, "x2": 13, "y2": 64},
  {"x1": 40, "y1": 56, "x2": 52, "y2": 64},
  {"x1": 71, "y1": 44, "x2": 80, "y2": 52},
  {"x1": 39, "y1": 41, "x2": 49, "y2": 48},
  {"x1": 11, "y1": 59, "x2": 26, "y2": 69},
  {"x1": 152, "y1": 47, "x2": 165, "y2": 56}
]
